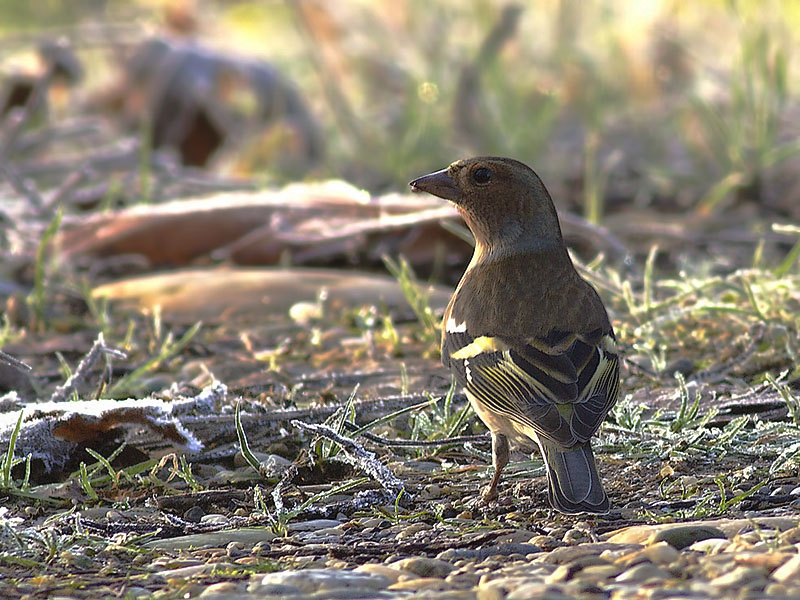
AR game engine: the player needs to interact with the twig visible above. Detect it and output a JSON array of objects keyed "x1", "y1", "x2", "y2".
[
  {"x1": 42, "y1": 168, "x2": 91, "y2": 213},
  {"x1": 291, "y1": 420, "x2": 405, "y2": 497},
  {"x1": 11, "y1": 117, "x2": 105, "y2": 156},
  {"x1": 342, "y1": 421, "x2": 488, "y2": 447},
  {"x1": 0, "y1": 350, "x2": 32, "y2": 373},
  {"x1": 171, "y1": 381, "x2": 227, "y2": 415},
  {"x1": 0, "y1": 164, "x2": 45, "y2": 209},
  {"x1": 49, "y1": 333, "x2": 128, "y2": 403}
]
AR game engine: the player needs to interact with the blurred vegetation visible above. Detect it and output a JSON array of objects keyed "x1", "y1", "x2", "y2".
[{"x1": 1, "y1": 0, "x2": 798, "y2": 220}]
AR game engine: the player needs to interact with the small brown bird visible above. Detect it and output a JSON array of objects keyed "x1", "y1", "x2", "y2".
[{"x1": 410, "y1": 157, "x2": 619, "y2": 513}]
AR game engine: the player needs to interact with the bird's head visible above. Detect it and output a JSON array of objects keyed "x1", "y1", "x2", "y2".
[{"x1": 410, "y1": 156, "x2": 563, "y2": 255}]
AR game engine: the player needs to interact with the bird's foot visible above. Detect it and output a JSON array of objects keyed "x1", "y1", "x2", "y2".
[{"x1": 479, "y1": 484, "x2": 499, "y2": 506}]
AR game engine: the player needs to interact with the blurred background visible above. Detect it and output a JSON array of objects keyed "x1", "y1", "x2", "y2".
[{"x1": 1, "y1": 0, "x2": 798, "y2": 223}]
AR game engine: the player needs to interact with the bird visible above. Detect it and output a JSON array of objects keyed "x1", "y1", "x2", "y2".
[{"x1": 409, "y1": 157, "x2": 619, "y2": 514}]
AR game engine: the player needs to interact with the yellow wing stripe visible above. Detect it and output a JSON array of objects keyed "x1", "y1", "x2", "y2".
[
  {"x1": 577, "y1": 347, "x2": 617, "y2": 404},
  {"x1": 450, "y1": 336, "x2": 510, "y2": 360}
]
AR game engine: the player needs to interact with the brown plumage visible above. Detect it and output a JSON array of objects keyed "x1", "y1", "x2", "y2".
[{"x1": 410, "y1": 156, "x2": 619, "y2": 513}]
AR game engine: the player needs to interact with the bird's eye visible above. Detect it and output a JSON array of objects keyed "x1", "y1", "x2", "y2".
[{"x1": 473, "y1": 167, "x2": 492, "y2": 185}]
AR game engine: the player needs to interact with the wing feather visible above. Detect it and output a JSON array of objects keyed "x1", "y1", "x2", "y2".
[{"x1": 443, "y1": 326, "x2": 619, "y2": 447}]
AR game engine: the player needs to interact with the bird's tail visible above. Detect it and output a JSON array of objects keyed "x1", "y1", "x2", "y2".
[{"x1": 538, "y1": 438, "x2": 609, "y2": 514}]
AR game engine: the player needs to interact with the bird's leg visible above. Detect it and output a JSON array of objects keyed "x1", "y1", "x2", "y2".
[{"x1": 481, "y1": 432, "x2": 509, "y2": 504}]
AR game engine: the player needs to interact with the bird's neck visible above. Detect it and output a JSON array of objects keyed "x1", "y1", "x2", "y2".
[{"x1": 469, "y1": 231, "x2": 563, "y2": 269}]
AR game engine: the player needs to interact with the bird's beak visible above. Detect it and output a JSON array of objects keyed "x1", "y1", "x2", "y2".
[{"x1": 409, "y1": 168, "x2": 459, "y2": 201}]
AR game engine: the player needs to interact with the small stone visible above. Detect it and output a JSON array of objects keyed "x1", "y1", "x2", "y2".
[
  {"x1": 607, "y1": 523, "x2": 726, "y2": 549},
  {"x1": 155, "y1": 563, "x2": 221, "y2": 581},
  {"x1": 689, "y1": 538, "x2": 730, "y2": 554},
  {"x1": 542, "y1": 543, "x2": 641, "y2": 564},
  {"x1": 448, "y1": 571, "x2": 481, "y2": 586},
  {"x1": 545, "y1": 556, "x2": 610, "y2": 583},
  {"x1": 393, "y1": 556, "x2": 454, "y2": 578},
  {"x1": 780, "y1": 527, "x2": 800, "y2": 544},
  {"x1": 772, "y1": 554, "x2": 800, "y2": 583},
  {"x1": 653, "y1": 525, "x2": 727, "y2": 549},
  {"x1": 246, "y1": 583, "x2": 301, "y2": 596},
  {"x1": 145, "y1": 528, "x2": 277, "y2": 551},
  {"x1": 734, "y1": 551, "x2": 792, "y2": 570},
  {"x1": 403, "y1": 460, "x2": 441, "y2": 473},
  {"x1": 199, "y1": 582, "x2": 240, "y2": 596},
  {"x1": 387, "y1": 577, "x2": 451, "y2": 591},
  {"x1": 286, "y1": 519, "x2": 342, "y2": 532},
  {"x1": 615, "y1": 541, "x2": 679, "y2": 567},
  {"x1": 577, "y1": 564, "x2": 624, "y2": 581},
  {"x1": 507, "y1": 583, "x2": 573, "y2": 600},
  {"x1": 353, "y1": 564, "x2": 406, "y2": 584},
  {"x1": 764, "y1": 583, "x2": 790, "y2": 596},
  {"x1": 200, "y1": 514, "x2": 230, "y2": 526},
  {"x1": 121, "y1": 587, "x2": 151, "y2": 598},
  {"x1": 183, "y1": 506, "x2": 205, "y2": 522},
  {"x1": 252, "y1": 541, "x2": 270, "y2": 555},
  {"x1": 527, "y1": 535, "x2": 561, "y2": 551},
  {"x1": 257, "y1": 569, "x2": 390, "y2": 593},
  {"x1": 710, "y1": 566, "x2": 766, "y2": 589},
  {"x1": 496, "y1": 529, "x2": 539, "y2": 545},
  {"x1": 562, "y1": 529, "x2": 588, "y2": 545},
  {"x1": 477, "y1": 587, "x2": 505, "y2": 600},
  {"x1": 419, "y1": 484, "x2": 443, "y2": 500},
  {"x1": 736, "y1": 531, "x2": 762, "y2": 544},
  {"x1": 615, "y1": 563, "x2": 671, "y2": 583},
  {"x1": 395, "y1": 522, "x2": 431, "y2": 540}
]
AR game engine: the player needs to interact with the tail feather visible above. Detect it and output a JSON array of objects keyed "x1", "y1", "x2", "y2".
[{"x1": 538, "y1": 438, "x2": 609, "y2": 514}]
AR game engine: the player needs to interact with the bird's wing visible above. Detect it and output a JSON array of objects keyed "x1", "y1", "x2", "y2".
[{"x1": 443, "y1": 327, "x2": 619, "y2": 447}]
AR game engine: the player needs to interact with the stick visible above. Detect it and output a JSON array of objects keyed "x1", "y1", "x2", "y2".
[{"x1": 291, "y1": 420, "x2": 405, "y2": 497}]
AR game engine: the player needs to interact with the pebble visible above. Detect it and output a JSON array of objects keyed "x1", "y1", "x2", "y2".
[
  {"x1": 708, "y1": 566, "x2": 767, "y2": 588},
  {"x1": 688, "y1": 538, "x2": 730, "y2": 554},
  {"x1": 199, "y1": 514, "x2": 230, "y2": 526},
  {"x1": 507, "y1": 583, "x2": 574, "y2": 600},
  {"x1": 615, "y1": 542, "x2": 679, "y2": 567},
  {"x1": 395, "y1": 522, "x2": 432, "y2": 539},
  {"x1": 387, "y1": 577, "x2": 453, "y2": 591},
  {"x1": 66, "y1": 492, "x2": 800, "y2": 600},
  {"x1": 645, "y1": 524, "x2": 725, "y2": 549},
  {"x1": 496, "y1": 530, "x2": 540, "y2": 545},
  {"x1": 198, "y1": 582, "x2": 240, "y2": 596},
  {"x1": 144, "y1": 527, "x2": 278, "y2": 551},
  {"x1": 437, "y1": 544, "x2": 541, "y2": 561},
  {"x1": 287, "y1": 519, "x2": 342, "y2": 532},
  {"x1": 183, "y1": 505, "x2": 205, "y2": 522},
  {"x1": 255, "y1": 569, "x2": 390, "y2": 594},
  {"x1": 772, "y1": 554, "x2": 800, "y2": 582},
  {"x1": 354, "y1": 563, "x2": 407, "y2": 584},
  {"x1": 733, "y1": 551, "x2": 792, "y2": 570},
  {"x1": 542, "y1": 543, "x2": 641, "y2": 563},
  {"x1": 393, "y1": 557, "x2": 455, "y2": 578},
  {"x1": 615, "y1": 562, "x2": 672, "y2": 583},
  {"x1": 121, "y1": 587, "x2": 151, "y2": 598},
  {"x1": 419, "y1": 484, "x2": 443, "y2": 500},
  {"x1": 545, "y1": 556, "x2": 611, "y2": 583},
  {"x1": 153, "y1": 563, "x2": 225, "y2": 581},
  {"x1": 577, "y1": 564, "x2": 625, "y2": 582}
]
